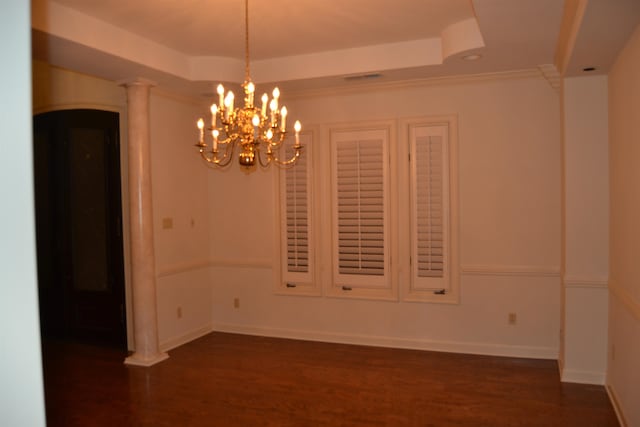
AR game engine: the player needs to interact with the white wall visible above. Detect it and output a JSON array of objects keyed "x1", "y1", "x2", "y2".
[
  {"x1": 208, "y1": 74, "x2": 562, "y2": 358},
  {"x1": 608, "y1": 23, "x2": 640, "y2": 427},
  {"x1": 31, "y1": 63, "x2": 212, "y2": 351},
  {"x1": 149, "y1": 91, "x2": 212, "y2": 349},
  {"x1": 0, "y1": 0, "x2": 47, "y2": 425},
  {"x1": 563, "y1": 76, "x2": 609, "y2": 279},
  {"x1": 560, "y1": 75, "x2": 609, "y2": 384}
]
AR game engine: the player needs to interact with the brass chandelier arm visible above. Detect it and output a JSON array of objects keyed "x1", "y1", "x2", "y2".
[
  {"x1": 270, "y1": 146, "x2": 303, "y2": 167},
  {"x1": 198, "y1": 142, "x2": 236, "y2": 167},
  {"x1": 256, "y1": 145, "x2": 303, "y2": 168},
  {"x1": 257, "y1": 148, "x2": 271, "y2": 168}
]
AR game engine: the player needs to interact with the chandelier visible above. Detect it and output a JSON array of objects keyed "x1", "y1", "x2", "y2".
[{"x1": 195, "y1": 0, "x2": 302, "y2": 169}]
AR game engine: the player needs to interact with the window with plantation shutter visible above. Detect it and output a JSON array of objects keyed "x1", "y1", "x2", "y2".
[
  {"x1": 409, "y1": 123, "x2": 452, "y2": 294},
  {"x1": 331, "y1": 127, "x2": 391, "y2": 293},
  {"x1": 275, "y1": 131, "x2": 318, "y2": 295},
  {"x1": 272, "y1": 117, "x2": 457, "y2": 303}
]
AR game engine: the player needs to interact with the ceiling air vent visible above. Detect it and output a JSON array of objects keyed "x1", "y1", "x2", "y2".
[{"x1": 343, "y1": 73, "x2": 382, "y2": 82}]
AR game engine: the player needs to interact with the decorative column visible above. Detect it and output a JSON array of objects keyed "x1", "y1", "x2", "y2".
[{"x1": 122, "y1": 79, "x2": 169, "y2": 367}]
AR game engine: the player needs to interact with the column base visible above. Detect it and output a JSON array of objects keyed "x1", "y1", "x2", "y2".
[{"x1": 124, "y1": 351, "x2": 169, "y2": 367}]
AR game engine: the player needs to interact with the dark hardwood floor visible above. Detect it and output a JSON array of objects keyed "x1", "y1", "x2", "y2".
[{"x1": 42, "y1": 332, "x2": 619, "y2": 426}]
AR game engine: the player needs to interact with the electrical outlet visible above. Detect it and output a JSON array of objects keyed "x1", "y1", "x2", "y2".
[
  {"x1": 233, "y1": 298, "x2": 240, "y2": 309},
  {"x1": 177, "y1": 306, "x2": 182, "y2": 319},
  {"x1": 508, "y1": 312, "x2": 517, "y2": 325},
  {"x1": 162, "y1": 217, "x2": 173, "y2": 229}
]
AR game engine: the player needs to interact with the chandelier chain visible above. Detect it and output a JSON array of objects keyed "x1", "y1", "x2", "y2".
[{"x1": 244, "y1": 0, "x2": 250, "y2": 82}]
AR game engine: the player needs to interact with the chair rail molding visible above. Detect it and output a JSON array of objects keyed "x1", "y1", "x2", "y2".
[
  {"x1": 563, "y1": 275, "x2": 609, "y2": 289},
  {"x1": 609, "y1": 278, "x2": 640, "y2": 321},
  {"x1": 460, "y1": 264, "x2": 560, "y2": 278}
]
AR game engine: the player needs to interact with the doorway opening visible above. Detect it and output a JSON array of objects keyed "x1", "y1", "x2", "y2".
[{"x1": 33, "y1": 109, "x2": 127, "y2": 349}]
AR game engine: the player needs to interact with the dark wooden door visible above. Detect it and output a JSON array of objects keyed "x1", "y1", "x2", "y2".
[{"x1": 34, "y1": 109, "x2": 126, "y2": 348}]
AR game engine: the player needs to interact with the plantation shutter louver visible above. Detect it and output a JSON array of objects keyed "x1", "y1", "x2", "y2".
[
  {"x1": 415, "y1": 135, "x2": 444, "y2": 277},
  {"x1": 337, "y1": 139, "x2": 384, "y2": 276},
  {"x1": 285, "y1": 149, "x2": 309, "y2": 273},
  {"x1": 279, "y1": 133, "x2": 314, "y2": 286},
  {"x1": 332, "y1": 127, "x2": 390, "y2": 291},
  {"x1": 410, "y1": 124, "x2": 450, "y2": 291}
]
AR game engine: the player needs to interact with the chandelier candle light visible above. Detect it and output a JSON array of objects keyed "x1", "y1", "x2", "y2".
[{"x1": 195, "y1": 0, "x2": 302, "y2": 169}]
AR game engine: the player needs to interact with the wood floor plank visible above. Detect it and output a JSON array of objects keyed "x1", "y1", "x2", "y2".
[{"x1": 42, "y1": 332, "x2": 619, "y2": 426}]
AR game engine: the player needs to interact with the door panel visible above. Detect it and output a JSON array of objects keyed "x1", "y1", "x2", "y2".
[
  {"x1": 69, "y1": 128, "x2": 110, "y2": 293},
  {"x1": 34, "y1": 109, "x2": 126, "y2": 348}
]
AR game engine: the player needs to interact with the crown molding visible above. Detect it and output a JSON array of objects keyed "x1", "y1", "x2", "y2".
[
  {"x1": 538, "y1": 64, "x2": 562, "y2": 93},
  {"x1": 287, "y1": 69, "x2": 543, "y2": 100}
]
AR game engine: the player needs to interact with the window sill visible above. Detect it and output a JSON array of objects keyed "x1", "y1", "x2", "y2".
[{"x1": 325, "y1": 284, "x2": 398, "y2": 302}]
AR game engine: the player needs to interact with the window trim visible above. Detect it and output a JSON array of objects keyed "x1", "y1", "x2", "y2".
[
  {"x1": 325, "y1": 121, "x2": 398, "y2": 301},
  {"x1": 400, "y1": 115, "x2": 460, "y2": 304}
]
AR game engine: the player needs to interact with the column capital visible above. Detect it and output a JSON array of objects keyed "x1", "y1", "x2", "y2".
[{"x1": 118, "y1": 77, "x2": 157, "y2": 88}]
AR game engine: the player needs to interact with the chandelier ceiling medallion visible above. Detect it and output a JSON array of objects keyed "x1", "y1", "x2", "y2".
[{"x1": 195, "y1": 0, "x2": 302, "y2": 169}]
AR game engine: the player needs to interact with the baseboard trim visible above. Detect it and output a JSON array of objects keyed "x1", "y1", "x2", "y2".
[
  {"x1": 560, "y1": 368, "x2": 606, "y2": 385},
  {"x1": 159, "y1": 323, "x2": 214, "y2": 352},
  {"x1": 211, "y1": 323, "x2": 558, "y2": 360},
  {"x1": 606, "y1": 383, "x2": 628, "y2": 427},
  {"x1": 124, "y1": 351, "x2": 169, "y2": 367}
]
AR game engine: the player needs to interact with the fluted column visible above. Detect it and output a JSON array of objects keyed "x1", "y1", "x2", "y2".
[{"x1": 122, "y1": 79, "x2": 168, "y2": 367}]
